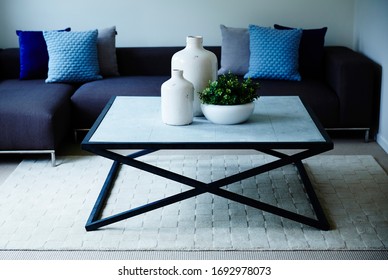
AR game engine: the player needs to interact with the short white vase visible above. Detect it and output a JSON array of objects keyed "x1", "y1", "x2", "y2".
[
  {"x1": 161, "y1": 69, "x2": 194, "y2": 126},
  {"x1": 201, "y1": 102, "x2": 255, "y2": 125},
  {"x1": 171, "y1": 36, "x2": 218, "y2": 117}
]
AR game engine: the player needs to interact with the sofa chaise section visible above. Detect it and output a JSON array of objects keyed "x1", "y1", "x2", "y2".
[{"x1": 0, "y1": 48, "x2": 75, "y2": 165}]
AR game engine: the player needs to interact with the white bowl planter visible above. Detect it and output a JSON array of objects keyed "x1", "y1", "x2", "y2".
[{"x1": 201, "y1": 102, "x2": 255, "y2": 125}]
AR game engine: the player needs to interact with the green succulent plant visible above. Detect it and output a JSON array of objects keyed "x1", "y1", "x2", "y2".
[{"x1": 199, "y1": 72, "x2": 260, "y2": 105}]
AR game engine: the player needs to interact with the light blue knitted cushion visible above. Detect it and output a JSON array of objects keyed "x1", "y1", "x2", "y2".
[
  {"x1": 43, "y1": 30, "x2": 102, "y2": 83},
  {"x1": 245, "y1": 25, "x2": 302, "y2": 81}
]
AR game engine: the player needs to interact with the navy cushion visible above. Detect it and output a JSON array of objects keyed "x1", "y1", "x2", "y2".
[
  {"x1": 274, "y1": 24, "x2": 327, "y2": 78},
  {"x1": 16, "y1": 28, "x2": 70, "y2": 80}
]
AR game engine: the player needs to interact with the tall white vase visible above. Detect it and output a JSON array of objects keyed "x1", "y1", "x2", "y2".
[
  {"x1": 161, "y1": 69, "x2": 194, "y2": 125},
  {"x1": 171, "y1": 36, "x2": 218, "y2": 116}
]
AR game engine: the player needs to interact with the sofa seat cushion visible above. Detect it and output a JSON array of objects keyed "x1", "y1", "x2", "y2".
[
  {"x1": 71, "y1": 76, "x2": 168, "y2": 129},
  {"x1": 0, "y1": 79, "x2": 75, "y2": 150},
  {"x1": 257, "y1": 78, "x2": 340, "y2": 128}
]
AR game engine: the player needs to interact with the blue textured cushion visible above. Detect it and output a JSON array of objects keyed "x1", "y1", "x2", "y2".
[
  {"x1": 245, "y1": 25, "x2": 302, "y2": 81},
  {"x1": 16, "y1": 28, "x2": 70, "y2": 80},
  {"x1": 43, "y1": 30, "x2": 102, "y2": 83}
]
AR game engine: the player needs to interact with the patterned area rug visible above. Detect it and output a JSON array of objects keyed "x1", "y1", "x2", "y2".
[{"x1": 0, "y1": 154, "x2": 387, "y2": 250}]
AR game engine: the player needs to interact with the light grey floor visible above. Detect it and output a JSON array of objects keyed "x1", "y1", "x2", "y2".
[
  {"x1": 1, "y1": 133, "x2": 387, "y2": 186},
  {"x1": 0, "y1": 134, "x2": 387, "y2": 260}
]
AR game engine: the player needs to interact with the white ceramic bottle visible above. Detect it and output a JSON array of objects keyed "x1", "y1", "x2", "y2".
[
  {"x1": 171, "y1": 36, "x2": 218, "y2": 116},
  {"x1": 161, "y1": 69, "x2": 194, "y2": 125}
]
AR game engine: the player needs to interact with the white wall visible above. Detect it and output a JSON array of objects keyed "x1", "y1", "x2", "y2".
[
  {"x1": 354, "y1": 0, "x2": 388, "y2": 153},
  {"x1": 0, "y1": 0, "x2": 355, "y2": 48}
]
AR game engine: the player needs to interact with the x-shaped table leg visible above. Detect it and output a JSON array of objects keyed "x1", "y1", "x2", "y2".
[{"x1": 85, "y1": 149, "x2": 330, "y2": 231}]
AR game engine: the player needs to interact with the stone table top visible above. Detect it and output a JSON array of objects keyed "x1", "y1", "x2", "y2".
[{"x1": 89, "y1": 96, "x2": 326, "y2": 144}]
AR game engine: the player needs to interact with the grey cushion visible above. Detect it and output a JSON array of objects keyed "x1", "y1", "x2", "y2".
[
  {"x1": 218, "y1": 25, "x2": 250, "y2": 75},
  {"x1": 97, "y1": 26, "x2": 120, "y2": 77}
]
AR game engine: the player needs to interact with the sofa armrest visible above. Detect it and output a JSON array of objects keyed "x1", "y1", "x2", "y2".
[{"x1": 324, "y1": 46, "x2": 380, "y2": 129}]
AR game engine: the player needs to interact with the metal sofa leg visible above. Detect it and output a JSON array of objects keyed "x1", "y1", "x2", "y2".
[
  {"x1": 364, "y1": 129, "x2": 370, "y2": 143},
  {"x1": 51, "y1": 151, "x2": 56, "y2": 167}
]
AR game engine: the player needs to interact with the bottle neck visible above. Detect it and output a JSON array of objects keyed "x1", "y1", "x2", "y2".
[
  {"x1": 171, "y1": 69, "x2": 184, "y2": 78},
  {"x1": 186, "y1": 36, "x2": 204, "y2": 50}
]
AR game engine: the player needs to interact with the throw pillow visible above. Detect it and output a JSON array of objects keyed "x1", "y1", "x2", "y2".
[
  {"x1": 218, "y1": 24, "x2": 250, "y2": 75},
  {"x1": 43, "y1": 30, "x2": 102, "y2": 83},
  {"x1": 245, "y1": 25, "x2": 302, "y2": 81},
  {"x1": 16, "y1": 28, "x2": 71, "y2": 80},
  {"x1": 274, "y1": 24, "x2": 327, "y2": 78},
  {"x1": 97, "y1": 26, "x2": 119, "y2": 77}
]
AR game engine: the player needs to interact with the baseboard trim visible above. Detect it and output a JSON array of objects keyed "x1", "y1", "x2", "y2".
[{"x1": 377, "y1": 133, "x2": 388, "y2": 153}]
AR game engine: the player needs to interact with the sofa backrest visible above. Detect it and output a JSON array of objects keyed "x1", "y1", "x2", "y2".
[
  {"x1": 0, "y1": 47, "x2": 222, "y2": 80},
  {"x1": 116, "y1": 46, "x2": 221, "y2": 76},
  {"x1": 0, "y1": 48, "x2": 20, "y2": 79}
]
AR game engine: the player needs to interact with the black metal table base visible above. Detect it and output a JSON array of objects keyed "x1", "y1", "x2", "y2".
[{"x1": 85, "y1": 148, "x2": 330, "y2": 232}]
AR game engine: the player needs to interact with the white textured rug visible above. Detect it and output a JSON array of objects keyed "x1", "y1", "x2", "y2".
[{"x1": 0, "y1": 154, "x2": 387, "y2": 251}]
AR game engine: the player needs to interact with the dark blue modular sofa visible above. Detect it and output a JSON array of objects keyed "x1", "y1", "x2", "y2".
[{"x1": 0, "y1": 46, "x2": 381, "y2": 164}]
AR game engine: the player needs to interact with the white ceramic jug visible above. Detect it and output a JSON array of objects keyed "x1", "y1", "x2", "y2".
[
  {"x1": 171, "y1": 36, "x2": 218, "y2": 116},
  {"x1": 161, "y1": 69, "x2": 194, "y2": 125}
]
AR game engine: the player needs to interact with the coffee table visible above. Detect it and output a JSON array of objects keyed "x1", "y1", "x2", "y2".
[{"x1": 82, "y1": 96, "x2": 333, "y2": 231}]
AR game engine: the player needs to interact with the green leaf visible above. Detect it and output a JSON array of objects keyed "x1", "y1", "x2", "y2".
[{"x1": 199, "y1": 72, "x2": 260, "y2": 105}]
